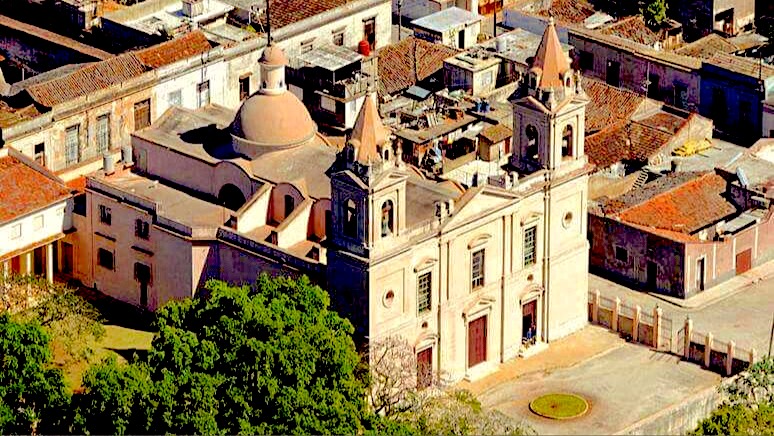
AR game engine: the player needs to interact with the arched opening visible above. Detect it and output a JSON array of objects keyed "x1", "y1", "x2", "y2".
[
  {"x1": 344, "y1": 199, "x2": 357, "y2": 238},
  {"x1": 526, "y1": 125, "x2": 539, "y2": 160},
  {"x1": 381, "y1": 200, "x2": 394, "y2": 237},
  {"x1": 562, "y1": 125, "x2": 573, "y2": 158},
  {"x1": 218, "y1": 184, "x2": 246, "y2": 211},
  {"x1": 284, "y1": 194, "x2": 295, "y2": 219}
]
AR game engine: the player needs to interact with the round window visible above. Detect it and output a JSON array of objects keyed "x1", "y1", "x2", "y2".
[
  {"x1": 383, "y1": 290, "x2": 395, "y2": 308},
  {"x1": 563, "y1": 212, "x2": 573, "y2": 228}
]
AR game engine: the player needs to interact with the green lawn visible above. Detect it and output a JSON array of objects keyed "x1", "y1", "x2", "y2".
[{"x1": 529, "y1": 393, "x2": 589, "y2": 420}]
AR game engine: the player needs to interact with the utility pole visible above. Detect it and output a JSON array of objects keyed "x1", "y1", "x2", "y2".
[{"x1": 397, "y1": 0, "x2": 403, "y2": 42}]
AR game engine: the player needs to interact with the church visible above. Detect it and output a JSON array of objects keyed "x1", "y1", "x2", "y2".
[{"x1": 66, "y1": 19, "x2": 592, "y2": 382}]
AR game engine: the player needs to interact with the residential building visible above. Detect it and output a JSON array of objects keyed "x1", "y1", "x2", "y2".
[
  {"x1": 0, "y1": 147, "x2": 72, "y2": 285},
  {"x1": 376, "y1": 36, "x2": 460, "y2": 99},
  {"x1": 69, "y1": 22, "x2": 591, "y2": 382},
  {"x1": 411, "y1": 7, "x2": 483, "y2": 50},
  {"x1": 589, "y1": 166, "x2": 773, "y2": 299},
  {"x1": 670, "y1": 0, "x2": 756, "y2": 40},
  {"x1": 444, "y1": 49, "x2": 501, "y2": 96}
]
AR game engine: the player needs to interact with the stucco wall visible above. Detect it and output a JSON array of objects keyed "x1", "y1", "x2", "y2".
[{"x1": 1, "y1": 200, "x2": 68, "y2": 257}]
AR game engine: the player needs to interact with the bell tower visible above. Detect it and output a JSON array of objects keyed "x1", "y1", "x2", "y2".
[{"x1": 511, "y1": 17, "x2": 588, "y2": 176}]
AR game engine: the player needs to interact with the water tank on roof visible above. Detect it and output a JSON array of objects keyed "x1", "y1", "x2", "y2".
[
  {"x1": 358, "y1": 40, "x2": 371, "y2": 56},
  {"x1": 495, "y1": 37, "x2": 506, "y2": 53}
]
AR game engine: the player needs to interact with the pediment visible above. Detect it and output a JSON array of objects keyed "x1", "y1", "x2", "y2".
[{"x1": 442, "y1": 185, "x2": 518, "y2": 230}]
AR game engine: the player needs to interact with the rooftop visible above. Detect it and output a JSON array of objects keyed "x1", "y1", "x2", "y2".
[
  {"x1": 598, "y1": 15, "x2": 679, "y2": 48},
  {"x1": 0, "y1": 149, "x2": 71, "y2": 224},
  {"x1": 265, "y1": 0, "x2": 349, "y2": 31},
  {"x1": 377, "y1": 36, "x2": 460, "y2": 95},
  {"x1": 674, "y1": 33, "x2": 739, "y2": 60},
  {"x1": 479, "y1": 28, "x2": 572, "y2": 67},
  {"x1": 113, "y1": 0, "x2": 233, "y2": 35},
  {"x1": 295, "y1": 44, "x2": 362, "y2": 71},
  {"x1": 93, "y1": 168, "x2": 230, "y2": 232},
  {"x1": 410, "y1": 7, "x2": 483, "y2": 33},
  {"x1": 535, "y1": 0, "x2": 596, "y2": 24},
  {"x1": 135, "y1": 31, "x2": 213, "y2": 68},
  {"x1": 704, "y1": 52, "x2": 774, "y2": 79},
  {"x1": 582, "y1": 77, "x2": 645, "y2": 133},
  {"x1": 585, "y1": 120, "x2": 674, "y2": 169}
]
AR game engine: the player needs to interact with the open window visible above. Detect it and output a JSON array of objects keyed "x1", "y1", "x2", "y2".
[
  {"x1": 344, "y1": 199, "x2": 357, "y2": 237},
  {"x1": 526, "y1": 125, "x2": 539, "y2": 160},
  {"x1": 381, "y1": 200, "x2": 394, "y2": 237},
  {"x1": 561, "y1": 124, "x2": 573, "y2": 158}
]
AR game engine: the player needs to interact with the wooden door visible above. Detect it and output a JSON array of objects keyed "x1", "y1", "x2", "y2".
[
  {"x1": 736, "y1": 249, "x2": 752, "y2": 275},
  {"x1": 522, "y1": 300, "x2": 537, "y2": 341},
  {"x1": 468, "y1": 316, "x2": 487, "y2": 368},
  {"x1": 416, "y1": 348, "x2": 433, "y2": 389}
]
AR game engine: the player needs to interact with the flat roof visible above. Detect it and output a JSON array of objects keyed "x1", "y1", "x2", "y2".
[
  {"x1": 93, "y1": 169, "x2": 229, "y2": 231},
  {"x1": 123, "y1": 0, "x2": 233, "y2": 34},
  {"x1": 411, "y1": 7, "x2": 483, "y2": 33},
  {"x1": 296, "y1": 44, "x2": 362, "y2": 71},
  {"x1": 480, "y1": 28, "x2": 571, "y2": 66}
]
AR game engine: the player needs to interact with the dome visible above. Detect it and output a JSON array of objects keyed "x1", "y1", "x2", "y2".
[
  {"x1": 260, "y1": 45, "x2": 288, "y2": 67},
  {"x1": 230, "y1": 92, "x2": 317, "y2": 155}
]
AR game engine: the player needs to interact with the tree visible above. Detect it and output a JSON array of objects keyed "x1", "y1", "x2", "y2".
[
  {"x1": 642, "y1": 0, "x2": 668, "y2": 28},
  {"x1": 0, "y1": 315, "x2": 69, "y2": 435},
  {"x1": 692, "y1": 357, "x2": 774, "y2": 435},
  {"x1": 73, "y1": 275, "x2": 368, "y2": 435},
  {"x1": 2, "y1": 274, "x2": 105, "y2": 366}
]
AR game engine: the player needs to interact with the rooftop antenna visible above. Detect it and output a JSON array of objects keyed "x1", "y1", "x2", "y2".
[{"x1": 266, "y1": 0, "x2": 272, "y2": 45}]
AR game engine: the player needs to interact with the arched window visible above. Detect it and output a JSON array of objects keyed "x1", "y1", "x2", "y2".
[
  {"x1": 344, "y1": 199, "x2": 357, "y2": 238},
  {"x1": 562, "y1": 125, "x2": 573, "y2": 158},
  {"x1": 382, "y1": 145, "x2": 390, "y2": 161},
  {"x1": 218, "y1": 184, "x2": 246, "y2": 211},
  {"x1": 526, "y1": 125, "x2": 539, "y2": 160},
  {"x1": 284, "y1": 194, "x2": 295, "y2": 219},
  {"x1": 381, "y1": 200, "x2": 394, "y2": 237}
]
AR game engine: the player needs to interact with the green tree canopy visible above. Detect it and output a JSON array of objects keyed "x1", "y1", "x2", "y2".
[
  {"x1": 0, "y1": 315, "x2": 69, "y2": 435},
  {"x1": 642, "y1": 0, "x2": 668, "y2": 27},
  {"x1": 73, "y1": 275, "x2": 368, "y2": 435}
]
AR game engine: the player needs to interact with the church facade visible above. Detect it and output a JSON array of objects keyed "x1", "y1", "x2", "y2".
[{"x1": 66, "y1": 19, "x2": 591, "y2": 381}]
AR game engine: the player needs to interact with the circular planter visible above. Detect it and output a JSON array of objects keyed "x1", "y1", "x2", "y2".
[{"x1": 529, "y1": 393, "x2": 589, "y2": 420}]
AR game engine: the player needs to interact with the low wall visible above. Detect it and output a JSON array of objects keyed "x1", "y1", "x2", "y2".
[{"x1": 616, "y1": 378, "x2": 731, "y2": 435}]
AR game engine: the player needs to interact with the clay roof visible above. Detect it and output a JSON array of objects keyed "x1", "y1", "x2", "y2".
[
  {"x1": 231, "y1": 91, "x2": 317, "y2": 147},
  {"x1": 135, "y1": 31, "x2": 212, "y2": 68},
  {"x1": 582, "y1": 77, "x2": 644, "y2": 133},
  {"x1": 704, "y1": 53, "x2": 774, "y2": 79},
  {"x1": 675, "y1": 33, "x2": 738, "y2": 60},
  {"x1": 585, "y1": 120, "x2": 673, "y2": 169},
  {"x1": 480, "y1": 124, "x2": 512, "y2": 143},
  {"x1": 635, "y1": 111, "x2": 687, "y2": 135},
  {"x1": 0, "y1": 152, "x2": 71, "y2": 224},
  {"x1": 617, "y1": 173, "x2": 738, "y2": 234},
  {"x1": 537, "y1": 0, "x2": 595, "y2": 24},
  {"x1": 265, "y1": 0, "x2": 347, "y2": 30},
  {"x1": 26, "y1": 53, "x2": 147, "y2": 107},
  {"x1": 377, "y1": 37, "x2": 461, "y2": 95},
  {"x1": 532, "y1": 17, "x2": 570, "y2": 89},
  {"x1": 350, "y1": 95, "x2": 389, "y2": 163},
  {"x1": 599, "y1": 16, "x2": 664, "y2": 47}
]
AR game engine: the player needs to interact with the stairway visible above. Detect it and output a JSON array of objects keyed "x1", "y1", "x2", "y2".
[{"x1": 632, "y1": 170, "x2": 649, "y2": 190}]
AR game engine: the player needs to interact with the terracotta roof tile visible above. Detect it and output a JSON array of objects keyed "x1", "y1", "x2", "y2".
[
  {"x1": 705, "y1": 52, "x2": 774, "y2": 79},
  {"x1": 135, "y1": 31, "x2": 212, "y2": 68},
  {"x1": 537, "y1": 0, "x2": 595, "y2": 24},
  {"x1": 26, "y1": 53, "x2": 147, "y2": 107},
  {"x1": 480, "y1": 124, "x2": 512, "y2": 143},
  {"x1": 675, "y1": 33, "x2": 738, "y2": 60},
  {"x1": 618, "y1": 173, "x2": 737, "y2": 234},
  {"x1": 585, "y1": 120, "x2": 673, "y2": 169},
  {"x1": 532, "y1": 18, "x2": 570, "y2": 89},
  {"x1": 635, "y1": 111, "x2": 687, "y2": 134},
  {"x1": 582, "y1": 77, "x2": 644, "y2": 133},
  {"x1": 377, "y1": 37, "x2": 460, "y2": 95},
  {"x1": 0, "y1": 154, "x2": 71, "y2": 223},
  {"x1": 600, "y1": 16, "x2": 663, "y2": 47},
  {"x1": 266, "y1": 0, "x2": 348, "y2": 30}
]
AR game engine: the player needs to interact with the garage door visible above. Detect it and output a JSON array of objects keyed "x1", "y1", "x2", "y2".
[{"x1": 736, "y1": 249, "x2": 752, "y2": 275}]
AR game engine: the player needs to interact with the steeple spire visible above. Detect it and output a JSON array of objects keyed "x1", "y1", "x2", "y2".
[
  {"x1": 532, "y1": 15, "x2": 570, "y2": 90},
  {"x1": 350, "y1": 93, "x2": 389, "y2": 164}
]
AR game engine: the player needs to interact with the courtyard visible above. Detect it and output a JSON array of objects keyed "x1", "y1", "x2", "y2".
[{"x1": 465, "y1": 327, "x2": 721, "y2": 435}]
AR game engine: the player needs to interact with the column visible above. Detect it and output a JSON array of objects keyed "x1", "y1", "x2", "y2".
[
  {"x1": 2, "y1": 260, "x2": 8, "y2": 278},
  {"x1": 684, "y1": 317, "x2": 693, "y2": 360},
  {"x1": 726, "y1": 341, "x2": 735, "y2": 376},
  {"x1": 652, "y1": 307, "x2": 662, "y2": 349},
  {"x1": 24, "y1": 251, "x2": 32, "y2": 276},
  {"x1": 612, "y1": 297, "x2": 620, "y2": 332},
  {"x1": 592, "y1": 289, "x2": 600, "y2": 324},
  {"x1": 704, "y1": 332, "x2": 713, "y2": 368},
  {"x1": 632, "y1": 305, "x2": 641, "y2": 342},
  {"x1": 46, "y1": 243, "x2": 54, "y2": 283}
]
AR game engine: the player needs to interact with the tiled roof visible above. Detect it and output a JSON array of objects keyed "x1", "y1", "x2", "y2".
[
  {"x1": 599, "y1": 16, "x2": 663, "y2": 47},
  {"x1": 705, "y1": 52, "x2": 774, "y2": 79},
  {"x1": 582, "y1": 77, "x2": 644, "y2": 133},
  {"x1": 266, "y1": 0, "x2": 347, "y2": 30},
  {"x1": 26, "y1": 53, "x2": 147, "y2": 107},
  {"x1": 377, "y1": 37, "x2": 460, "y2": 95},
  {"x1": 600, "y1": 171, "x2": 705, "y2": 214},
  {"x1": 533, "y1": 18, "x2": 571, "y2": 89},
  {"x1": 0, "y1": 153, "x2": 71, "y2": 223},
  {"x1": 675, "y1": 33, "x2": 738, "y2": 60},
  {"x1": 635, "y1": 111, "x2": 687, "y2": 135},
  {"x1": 617, "y1": 173, "x2": 738, "y2": 234},
  {"x1": 135, "y1": 31, "x2": 212, "y2": 68},
  {"x1": 537, "y1": 0, "x2": 595, "y2": 24},
  {"x1": 585, "y1": 120, "x2": 673, "y2": 169},
  {"x1": 480, "y1": 123, "x2": 512, "y2": 143}
]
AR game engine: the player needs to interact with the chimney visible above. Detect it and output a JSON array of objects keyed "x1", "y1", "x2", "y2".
[
  {"x1": 121, "y1": 145, "x2": 134, "y2": 167},
  {"x1": 182, "y1": 0, "x2": 204, "y2": 18},
  {"x1": 103, "y1": 152, "x2": 115, "y2": 175}
]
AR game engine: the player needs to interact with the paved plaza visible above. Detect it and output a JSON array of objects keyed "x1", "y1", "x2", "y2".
[
  {"x1": 591, "y1": 261, "x2": 774, "y2": 353},
  {"x1": 466, "y1": 327, "x2": 720, "y2": 435}
]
